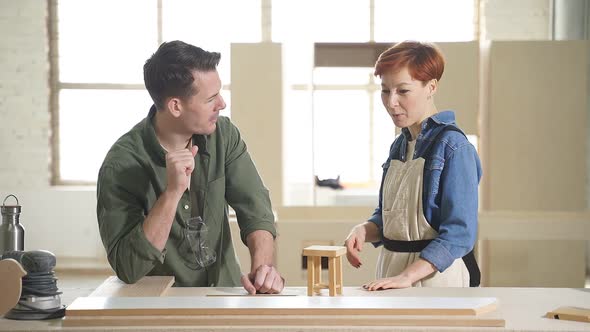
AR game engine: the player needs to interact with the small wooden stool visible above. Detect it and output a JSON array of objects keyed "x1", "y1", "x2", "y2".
[{"x1": 302, "y1": 245, "x2": 345, "y2": 296}]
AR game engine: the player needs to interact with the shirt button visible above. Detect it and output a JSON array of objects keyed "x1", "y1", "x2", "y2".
[{"x1": 184, "y1": 204, "x2": 189, "y2": 210}]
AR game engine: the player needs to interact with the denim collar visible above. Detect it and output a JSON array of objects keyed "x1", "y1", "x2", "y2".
[
  {"x1": 398, "y1": 110, "x2": 457, "y2": 161},
  {"x1": 401, "y1": 110, "x2": 456, "y2": 141}
]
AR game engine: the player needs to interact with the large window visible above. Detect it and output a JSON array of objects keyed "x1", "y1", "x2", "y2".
[
  {"x1": 51, "y1": 0, "x2": 258, "y2": 184},
  {"x1": 51, "y1": 0, "x2": 477, "y2": 206},
  {"x1": 275, "y1": 0, "x2": 478, "y2": 205}
]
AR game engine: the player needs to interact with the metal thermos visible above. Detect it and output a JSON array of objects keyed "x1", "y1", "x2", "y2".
[{"x1": 0, "y1": 194, "x2": 25, "y2": 254}]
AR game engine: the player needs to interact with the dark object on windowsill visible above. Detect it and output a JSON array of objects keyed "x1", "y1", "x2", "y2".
[{"x1": 315, "y1": 176, "x2": 344, "y2": 190}]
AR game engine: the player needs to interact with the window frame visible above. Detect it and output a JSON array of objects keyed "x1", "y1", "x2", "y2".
[
  {"x1": 48, "y1": 0, "x2": 164, "y2": 185},
  {"x1": 49, "y1": 0, "x2": 479, "y2": 187}
]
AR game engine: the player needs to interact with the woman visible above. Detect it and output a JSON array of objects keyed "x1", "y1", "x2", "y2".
[{"x1": 344, "y1": 41, "x2": 482, "y2": 289}]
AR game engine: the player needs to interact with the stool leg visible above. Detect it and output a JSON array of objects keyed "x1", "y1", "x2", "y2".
[
  {"x1": 336, "y1": 256, "x2": 343, "y2": 295},
  {"x1": 313, "y1": 257, "x2": 321, "y2": 293},
  {"x1": 328, "y1": 257, "x2": 336, "y2": 296},
  {"x1": 307, "y1": 256, "x2": 314, "y2": 296}
]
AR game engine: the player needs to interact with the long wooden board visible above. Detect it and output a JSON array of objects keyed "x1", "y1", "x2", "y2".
[
  {"x1": 66, "y1": 296, "x2": 498, "y2": 316},
  {"x1": 89, "y1": 276, "x2": 174, "y2": 297},
  {"x1": 63, "y1": 314, "x2": 505, "y2": 327}
]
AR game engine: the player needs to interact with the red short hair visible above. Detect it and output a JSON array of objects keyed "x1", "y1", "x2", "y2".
[{"x1": 374, "y1": 41, "x2": 445, "y2": 83}]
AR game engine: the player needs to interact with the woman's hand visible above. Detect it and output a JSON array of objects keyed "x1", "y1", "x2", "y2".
[
  {"x1": 362, "y1": 274, "x2": 413, "y2": 291},
  {"x1": 344, "y1": 224, "x2": 367, "y2": 268},
  {"x1": 362, "y1": 259, "x2": 437, "y2": 290}
]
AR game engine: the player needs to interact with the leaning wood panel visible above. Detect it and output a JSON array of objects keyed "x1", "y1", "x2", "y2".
[
  {"x1": 487, "y1": 41, "x2": 589, "y2": 211},
  {"x1": 66, "y1": 296, "x2": 498, "y2": 316},
  {"x1": 89, "y1": 276, "x2": 175, "y2": 297}
]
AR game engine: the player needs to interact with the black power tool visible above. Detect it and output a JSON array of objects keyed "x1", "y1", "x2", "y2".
[{"x1": 1, "y1": 250, "x2": 65, "y2": 320}]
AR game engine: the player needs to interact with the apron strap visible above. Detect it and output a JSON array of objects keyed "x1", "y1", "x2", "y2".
[
  {"x1": 421, "y1": 125, "x2": 465, "y2": 158},
  {"x1": 382, "y1": 237, "x2": 481, "y2": 287},
  {"x1": 382, "y1": 238, "x2": 432, "y2": 252}
]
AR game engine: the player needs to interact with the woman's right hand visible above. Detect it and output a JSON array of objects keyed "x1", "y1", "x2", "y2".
[{"x1": 344, "y1": 224, "x2": 366, "y2": 268}]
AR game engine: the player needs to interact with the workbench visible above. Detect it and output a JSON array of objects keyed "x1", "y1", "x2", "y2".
[{"x1": 1, "y1": 280, "x2": 589, "y2": 331}]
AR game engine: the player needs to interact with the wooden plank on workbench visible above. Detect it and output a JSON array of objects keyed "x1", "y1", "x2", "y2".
[
  {"x1": 89, "y1": 276, "x2": 175, "y2": 297},
  {"x1": 66, "y1": 296, "x2": 498, "y2": 316},
  {"x1": 546, "y1": 306, "x2": 590, "y2": 323},
  {"x1": 63, "y1": 314, "x2": 505, "y2": 327}
]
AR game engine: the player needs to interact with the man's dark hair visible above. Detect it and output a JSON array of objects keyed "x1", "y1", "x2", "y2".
[{"x1": 143, "y1": 40, "x2": 221, "y2": 110}]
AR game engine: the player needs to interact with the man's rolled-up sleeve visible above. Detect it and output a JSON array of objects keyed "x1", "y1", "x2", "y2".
[
  {"x1": 97, "y1": 165, "x2": 165, "y2": 284},
  {"x1": 223, "y1": 122, "x2": 276, "y2": 245}
]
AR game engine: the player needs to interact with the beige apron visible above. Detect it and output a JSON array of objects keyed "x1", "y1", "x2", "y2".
[{"x1": 376, "y1": 140, "x2": 470, "y2": 287}]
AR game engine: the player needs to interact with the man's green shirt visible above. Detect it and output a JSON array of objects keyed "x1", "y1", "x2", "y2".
[{"x1": 97, "y1": 106, "x2": 276, "y2": 286}]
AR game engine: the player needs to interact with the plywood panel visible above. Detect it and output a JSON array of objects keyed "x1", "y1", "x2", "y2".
[
  {"x1": 89, "y1": 276, "x2": 174, "y2": 297},
  {"x1": 487, "y1": 41, "x2": 589, "y2": 211},
  {"x1": 66, "y1": 296, "x2": 498, "y2": 316}
]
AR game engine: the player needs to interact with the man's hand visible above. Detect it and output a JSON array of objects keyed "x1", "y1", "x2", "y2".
[
  {"x1": 165, "y1": 145, "x2": 198, "y2": 196},
  {"x1": 142, "y1": 144, "x2": 198, "y2": 252},
  {"x1": 241, "y1": 264, "x2": 284, "y2": 294},
  {"x1": 344, "y1": 224, "x2": 366, "y2": 268}
]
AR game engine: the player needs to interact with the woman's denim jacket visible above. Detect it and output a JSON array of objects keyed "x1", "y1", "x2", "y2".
[{"x1": 368, "y1": 111, "x2": 482, "y2": 272}]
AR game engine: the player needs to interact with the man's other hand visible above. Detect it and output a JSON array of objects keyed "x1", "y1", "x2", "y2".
[
  {"x1": 241, "y1": 264, "x2": 284, "y2": 294},
  {"x1": 165, "y1": 145, "x2": 198, "y2": 196}
]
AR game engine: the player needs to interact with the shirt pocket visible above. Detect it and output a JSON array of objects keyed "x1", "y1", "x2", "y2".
[{"x1": 425, "y1": 156, "x2": 445, "y2": 195}]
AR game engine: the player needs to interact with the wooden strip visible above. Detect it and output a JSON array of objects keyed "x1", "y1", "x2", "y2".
[
  {"x1": 313, "y1": 256, "x2": 321, "y2": 291},
  {"x1": 89, "y1": 276, "x2": 175, "y2": 297},
  {"x1": 545, "y1": 306, "x2": 590, "y2": 323},
  {"x1": 307, "y1": 256, "x2": 314, "y2": 296},
  {"x1": 336, "y1": 256, "x2": 343, "y2": 295},
  {"x1": 63, "y1": 314, "x2": 505, "y2": 327},
  {"x1": 66, "y1": 296, "x2": 498, "y2": 317},
  {"x1": 328, "y1": 257, "x2": 336, "y2": 296},
  {"x1": 313, "y1": 283, "x2": 329, "y2": 290}
]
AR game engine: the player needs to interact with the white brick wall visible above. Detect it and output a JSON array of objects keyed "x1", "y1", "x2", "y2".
[
  {"x1": 0, "y1": 0, "x2": 50, "y2": 189},
  {"x1": 0, "y1": 0, "x2": 104, "y2": 260}
]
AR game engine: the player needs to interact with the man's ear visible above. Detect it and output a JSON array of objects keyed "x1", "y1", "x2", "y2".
[
  {"x1": 166, "y1": 97, "x2": 182, "y2": 118},
  {"x1": 428, "y1": 79, "x2": 438, "y2": 97}
]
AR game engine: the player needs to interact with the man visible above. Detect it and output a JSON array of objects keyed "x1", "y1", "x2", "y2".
[{"x1": 96, "y1": 40, "x2": 284, "y2": 294}]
